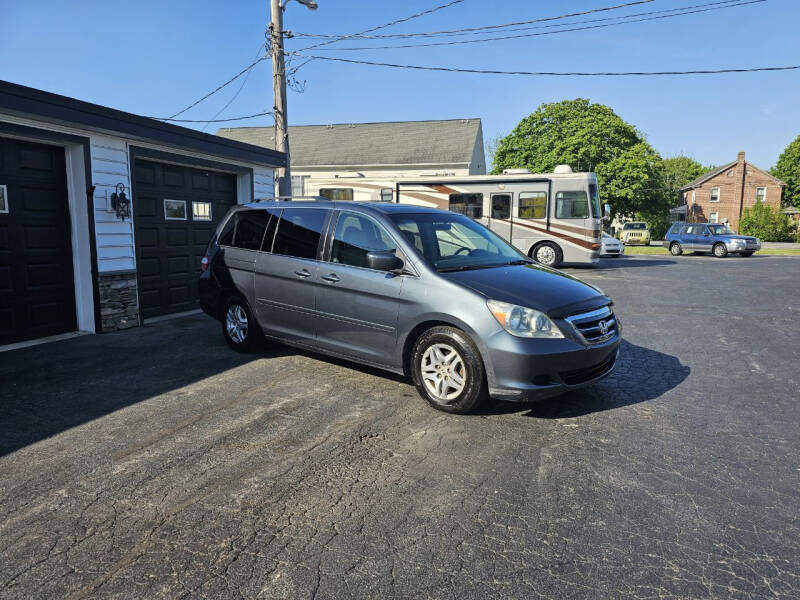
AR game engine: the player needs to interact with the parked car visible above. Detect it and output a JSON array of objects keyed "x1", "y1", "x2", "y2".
[
  {"x1": 663, "y1": 222, "x2": 761, "y2": 257},
  {"x1": 600, "y1": 231, "x2": 625, "y2": 257},
  {"x1": 619, "y1": 222, "x2": 651, "y2": 246},
  {"x1": 200, "y1": 201, "x2": 621, "y2": 414}
]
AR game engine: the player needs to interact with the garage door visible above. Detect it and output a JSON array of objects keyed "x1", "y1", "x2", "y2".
[
  {"x1": 0, "y1": 136, "x2": 76, "y2": 345},
  {"x1": 133, "y1": 160, "x2": 237, "y2": 319}
]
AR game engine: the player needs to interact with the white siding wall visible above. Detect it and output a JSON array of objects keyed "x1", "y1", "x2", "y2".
[
  {"x1": 253, "y1": 166, "x2": 275, "y2": 200},
  {"x1": 90, "y1": 135, "x2": 135, "y2": 272}
]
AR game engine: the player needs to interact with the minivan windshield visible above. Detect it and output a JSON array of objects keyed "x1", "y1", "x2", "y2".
[{"x1": 389, "y1": 212, "x2": 526, "y2": 272}]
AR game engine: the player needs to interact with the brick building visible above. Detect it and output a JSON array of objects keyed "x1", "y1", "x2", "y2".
[{"x1": 670, "y1": 151, "x2": 784, "y2": 231}]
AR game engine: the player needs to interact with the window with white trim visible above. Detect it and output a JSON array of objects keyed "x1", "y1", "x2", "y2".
[
  {"x1": 709, "y1": 187, "x2": 720, "y2": 203},
  {"x1": 192, "y1": 201, "x2": 212, "y2": 221},
  {"x1": 709, "y1": 211, "x2": 719, "y2": 223},
  {"x1": 164, "y1": 199, "x2": 187, "y2": 220},
  {"x1": 756, "y1": 187, "x2": 766, "y2": 203},
  {"x1": 291, "y1": 175, "x2": 308, "y2": 196}
]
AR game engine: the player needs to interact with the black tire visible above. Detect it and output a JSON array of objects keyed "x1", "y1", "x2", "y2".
[
  {"x1": 411, "y1": 326, "x2": 488, "y2": 414},
  {"x1": 740, "y1": 251, "x2": 754, "y2": 257},
  {"x1": 221, "y1": 296, "x2": 262, "y2": 352},
  {"x1": 532, "y1": 242, "x2": 563, "y2": 268},
  {"x1": 669, "y1": 242, "x2": 683, "y2": 256},
  {"x1": 713, "y1": 243, "x2": 728, "y2": 258}
]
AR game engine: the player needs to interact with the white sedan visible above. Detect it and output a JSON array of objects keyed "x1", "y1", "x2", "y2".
[{"x1": 600, "y1": 231, "x2": 625, "y2": 257}]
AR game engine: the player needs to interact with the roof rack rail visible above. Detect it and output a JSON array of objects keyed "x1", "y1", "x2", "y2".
[{"x1": 254, "y1": 195, "x2": 325, "y2": 203}]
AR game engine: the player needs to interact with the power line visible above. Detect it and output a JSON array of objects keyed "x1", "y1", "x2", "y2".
[
  {"x1": 293, "y1": 0, "x2": 746, "y2": 40},
  {"x1": 293, "y1": 0, "x2": 657, "y2": 39},
  {"x1": 292, "y1": 0, "x2": 466, "y2": 53},
  {"x1": 294, "y1": 54, "x2": 800, "y2": 77},
  {"x1": 201, "y1": 43, "x2": 266, "y2": 132},
  {"x1": 303, "y1": 1, "x2": 765, "y2": 51},
  {"x1": 167, "y1": 56, "x2": 268, "y2": 120},
  {"x1": 155, "y1": 111, "x2": 273, "y2": 123}
]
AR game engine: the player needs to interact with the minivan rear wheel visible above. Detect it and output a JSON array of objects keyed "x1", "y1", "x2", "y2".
[
  {"x1": 411, "y1": 326, "x2": 487, "y2": 414},
  {"x1": 713, "y1": 243, "x2": 728, "y2": 258},
  {"x1": 221, "y1": 296, "x2": 261, "y2": 352},
  {"x1": 669, "y1": 242, "x2": 683, "y2": 256}
]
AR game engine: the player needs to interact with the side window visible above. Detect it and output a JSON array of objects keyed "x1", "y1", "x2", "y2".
[
  {"x1": 217, "y1": 214, "x2": 236, "y2": 246},
  {"x1": 448, "y1": 193, "x2": 483, "y2": 218},
  {"x1": 491, "y1": 194, "x2": 511, "y2": 219},
  {"x1": 395, "y1": 220, "x2": 424, "y2": 255},
  {"x1": 260, "y1": 208, "x2": 281, "y2": 252},
  {"x1": 272, "y1": 208, "x2": 328, "y2": 259},
  {"x1": 319, "y1": 188, "x2": 353, "y2": 201},
  {"x1": 331, "y1": 212, "x2": 396, "y2": 269},
  {"x1": 710, "y1": 187, "x2": 720, "y2": 202},
  {"x1": 555, "y1": 191, "x2": 589, "y2": 219},
  {"x1": 232, "y1": 210, "x2": 269, "y2": 250},
  {"x1": 519, "y1": 192, "x2": 547, "y2": 219}
]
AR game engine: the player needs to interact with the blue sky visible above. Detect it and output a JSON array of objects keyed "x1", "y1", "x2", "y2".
[{"x1": 2, "y1": 0, "x2": 798, "y2": 169}]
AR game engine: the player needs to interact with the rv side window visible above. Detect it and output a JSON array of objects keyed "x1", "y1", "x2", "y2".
[
  {"x1": 449, "y1": 193, "x2": 483, "y2": 218},
  {"x1": 555, "y1": 191, "x2": 589, "y2": 219},
  {"x1": 518, "y1": 192, "x2": 547, "y2": 219},
  {"x1": 319, "y1": 188, "x2": 354, "y2": 201}
]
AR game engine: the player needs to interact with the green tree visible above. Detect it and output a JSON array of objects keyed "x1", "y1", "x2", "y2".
[
  {"x1": 660, "y1": 156, "x2": 710, "y2": 204},
  {"x1": 739, "y1": 202, "x2": 794, "y2": 242},
  {"x1": 771, "y1": 134, "x2": 800, "y2": 208},
  {"x1": 491, "y1": 99, "x2": 665, "y2": 219}
]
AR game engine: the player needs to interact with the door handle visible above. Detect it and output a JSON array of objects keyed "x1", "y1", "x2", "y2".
[
  {"x1": 294, "y1": 269, "x2": 311, "y2": 278},
  {"x1": 322, "y1": 273, "x2": 340, "y2": 283}
]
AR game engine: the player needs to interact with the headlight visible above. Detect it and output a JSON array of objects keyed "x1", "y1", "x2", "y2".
[{"x1": 487, "y1": 300, "x2": 564, "y2": 338}]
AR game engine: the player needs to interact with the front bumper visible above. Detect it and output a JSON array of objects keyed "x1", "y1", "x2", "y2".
[
  {"x1": 725, "y1": 239, "x2": 761, "y2": 252},
  {"x1": 484, "y1": 327, "x2": 621, "y2": 403}
]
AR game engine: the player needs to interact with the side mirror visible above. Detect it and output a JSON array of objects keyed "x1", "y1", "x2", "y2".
[
  {"x1": 604, "y1": 203, "x2": 611, "y2": 217},
  {"x1": 366, "y1": 250, "x2": 404, "y2": 272}
]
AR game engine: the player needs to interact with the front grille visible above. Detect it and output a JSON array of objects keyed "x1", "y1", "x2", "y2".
[
  {"x1": 565, "y1": 306, "x2": 618, "y2": 344},
  {"x1": 559, "y1": 352, "x2": 617, "y2": 385}
]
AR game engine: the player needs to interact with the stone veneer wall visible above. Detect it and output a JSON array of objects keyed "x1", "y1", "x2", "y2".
[{"x1": 98, "y1": 272, "x2": 140, "y2": 332}]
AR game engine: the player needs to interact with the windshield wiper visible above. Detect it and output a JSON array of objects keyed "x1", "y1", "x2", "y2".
[
  {"x1": 505, "y1": 259, "x2": 535, "y2": 266},
  {"x1": 437, "y1": 264, "x2": 503, "y2": 273}
]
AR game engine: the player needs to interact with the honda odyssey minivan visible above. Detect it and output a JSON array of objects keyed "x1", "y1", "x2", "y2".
[{"x1": 200, "y1": 201, "x2": 620, "y2": 414}]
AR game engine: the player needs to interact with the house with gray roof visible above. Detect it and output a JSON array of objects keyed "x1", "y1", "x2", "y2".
[{"x1": 217, "y1": 119, "x2": 486, "y2": 201}]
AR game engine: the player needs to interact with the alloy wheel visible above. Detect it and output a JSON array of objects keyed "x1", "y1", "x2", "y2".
[
  {"x1": 420, "y1": 343, "x2": 466, "y2": 403},
  {"x1": 225, "y1": 304, "x2": 248, "y2": 345}
]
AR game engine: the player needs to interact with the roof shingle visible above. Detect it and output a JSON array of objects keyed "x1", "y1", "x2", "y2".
[{"x1": 216, "y1": 118, "x2": 482, "y2": 168}]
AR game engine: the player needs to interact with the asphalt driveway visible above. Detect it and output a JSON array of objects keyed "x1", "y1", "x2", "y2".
[{"x1": 1, "y1": 255, "x2": 798, "y2": 599}]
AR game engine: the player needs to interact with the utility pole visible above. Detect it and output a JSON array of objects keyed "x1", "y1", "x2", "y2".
[{"x1": 269, "y1": 0, "x2": 291, "y2": 198}]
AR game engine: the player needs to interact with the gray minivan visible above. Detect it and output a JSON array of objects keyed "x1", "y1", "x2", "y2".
[{"x1": 200, "y1": 201, "x2": 620, "y2": 414}]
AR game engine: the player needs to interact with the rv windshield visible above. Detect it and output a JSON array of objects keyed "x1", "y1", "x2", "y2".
[
  {"x1": 589, "y1": 183, "x2": 601, "y2": 218},
  {"x1": 389, "y1": 212, "x2": 526, "y2": 272}
]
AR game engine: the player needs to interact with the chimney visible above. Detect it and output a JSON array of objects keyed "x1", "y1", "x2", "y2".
[{"x1": 737, "y1": 151, "x2": 746, "y2": 163}]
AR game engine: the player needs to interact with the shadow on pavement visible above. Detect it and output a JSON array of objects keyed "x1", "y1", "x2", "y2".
[
  {"x1": 480, "y1": 339, "x2": 689, "y2": 419},
  {"x1": 0, "y1": 316, "x2": 280, "y2": 457},
  {"x1": 567, "y1": 258, "x2": 677, "y2": 271}
]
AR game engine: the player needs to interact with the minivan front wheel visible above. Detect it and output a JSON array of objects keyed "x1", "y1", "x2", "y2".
[
  {"x1": 222, "y1": 297, "x2": 261, "y2": 352},
  {"x1": 411, "y1": 326, "x2": 487, "y2": 414}
]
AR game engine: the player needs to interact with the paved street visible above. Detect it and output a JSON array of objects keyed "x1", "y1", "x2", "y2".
[{"x1": 1, "y1": 255, "x2": 798, "y2": 599}]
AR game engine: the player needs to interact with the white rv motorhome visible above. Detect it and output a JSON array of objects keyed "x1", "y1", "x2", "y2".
[{"x1": 305, "y1": 166, "x2": 606, "y2": 267}]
